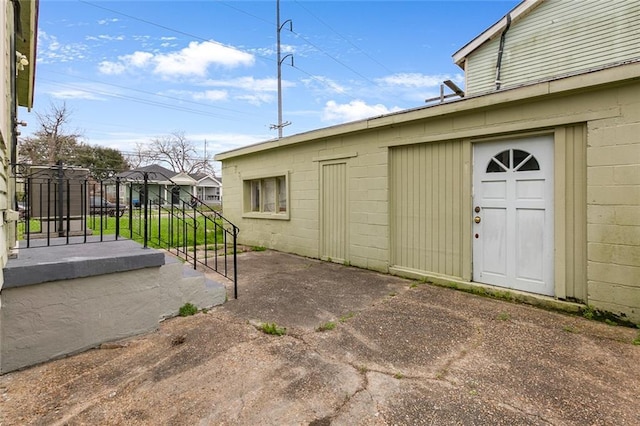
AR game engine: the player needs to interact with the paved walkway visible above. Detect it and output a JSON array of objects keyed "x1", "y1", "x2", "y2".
[{"x1": 1, "y1": 250, "x2": 639, "y2": 425}]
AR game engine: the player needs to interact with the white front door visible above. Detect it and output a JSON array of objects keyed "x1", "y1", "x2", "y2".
[{"x1": 472, "y1": 136, "x2": 554, "y2": 296}]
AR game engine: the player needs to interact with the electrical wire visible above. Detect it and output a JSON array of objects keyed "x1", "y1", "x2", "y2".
[
  {"x1": 292, "y1": 0, "x2": 394, "y2": 75},
  {"x1": 80, "y1": 0, "x2": 385, "y2": 91},
  {"x1": 40, "y1": 77, "x2": 246, "y2": 121},
  {"x1": 44, "y1": 70, "x2": 256, "y2": 116}
]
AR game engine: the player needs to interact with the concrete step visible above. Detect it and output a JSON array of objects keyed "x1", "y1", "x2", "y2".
[{"x1": 157, "y1": 253, "x2": 227, "y2": 320}]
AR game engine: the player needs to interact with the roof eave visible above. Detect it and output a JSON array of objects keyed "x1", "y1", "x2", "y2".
[
  {"x1": 452, "y1": 0, "x2": 543, "y2": 68},
  {"x1": 16, "y1": 0, "x2": 39, "y2": 110},
  {"x1": 216, "y1": 62, "x2": 640, "y2": 161}
]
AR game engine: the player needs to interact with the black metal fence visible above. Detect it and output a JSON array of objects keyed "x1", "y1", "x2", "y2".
[{"x1": 12, "y1": 163, "x2": 239, "y2": 299}]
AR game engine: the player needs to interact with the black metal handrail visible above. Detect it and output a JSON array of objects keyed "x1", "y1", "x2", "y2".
[{"x1": 12, "y1": 163, "x2": 238, "y2": 298}]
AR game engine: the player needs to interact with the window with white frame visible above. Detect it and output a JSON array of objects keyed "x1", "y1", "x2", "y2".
[{"x1": 244, "y1": 175, "x2": 288, "y2": 218}]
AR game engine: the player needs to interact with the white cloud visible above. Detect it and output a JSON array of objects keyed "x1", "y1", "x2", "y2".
[
  {"x1": 235, "y1": 93, "x2": 274, "y2": 106},
  {"x1": 97, "y1": 18, "x2": 119, "y2": 25},
  {"x1": 302, "y1": 76, "x2": 346, "y2": 95},
  {"x1": 126, "y1": 51, "x2": 154, "y2": 67},
  {"x1": 154, "y1": 41, "x2": 254, "y2": 76},
  {"x1": 375, "y1": 73, "x2": 465, "y2": 93},
  {"x1": 251, "y1": 43, "x2": 295, "y2": 58},
  {"x1": 322, "y1": 100, "x2": 402, "y2": 123},
  {"x1": 376, "y1": 73, "x2": 451, "y2": 88},
  {"x1": 49, "y1": 89, "x2": 106, "y2": 101},
  {"x1": 97, "y1": 34, "x2": 125, "y2": 41},
  {"x1": 37, "y1": 30, "x2": 89, "y2": 64},
  {"x1": 203, "y1": 76, "x2": 283, "y2": 92},
  {"x1": 98, "y1": 61, "x2": 126, "y2": 75},
  {"x1": 193, "y1": 90, "x2": 229, "y2": 102},
  {"x1": 97, "y1": 41, "x2": 255, "y2": 77}
]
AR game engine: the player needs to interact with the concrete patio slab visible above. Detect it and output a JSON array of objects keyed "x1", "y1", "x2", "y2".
[{"x1": 1, "y1": 250, "x2": 638, "y2": 425}]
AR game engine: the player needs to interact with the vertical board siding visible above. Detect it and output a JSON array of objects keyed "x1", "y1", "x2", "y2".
[
  {"x1": 555, "y1": 125, "x2": 588, "y2": 302},
  {"x1": 466, "y1": 0, "x2": 640, "y2": 95},
  {"x1": 565, "y1": 125, "x2": 588, "y2": 301},
  {"x1": 390, "y1": 141, "x2": 466, "y2": 278},
  {"x1": 321, "y1": 162, "x2": 347, "y2": 262}
]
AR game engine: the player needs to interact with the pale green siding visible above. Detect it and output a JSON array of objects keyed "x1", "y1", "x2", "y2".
[
  {"x1": 554, "y1": 124, "x2": 587, "y2": 302},
  {"x1": 389, "y1": 140, "x2": 471, "y2": 280},
  {"x1": 466, "y1": 0, "x2": 640, "y2": 94},
  {"x1": 320, "y1": 162, "x2": 347, "y2": 262}
]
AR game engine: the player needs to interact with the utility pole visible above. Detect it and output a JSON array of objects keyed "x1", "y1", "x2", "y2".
[{"x1": 271, "y1": 0, "x2": 292, "y2": 138}]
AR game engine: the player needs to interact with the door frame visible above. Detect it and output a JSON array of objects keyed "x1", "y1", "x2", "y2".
[
  {"x1": 319, "y1": 160, "x2": 349, "y2": 263},
  {"x1": 472, "y1": 135, "x2": 555, "y2": 296}
]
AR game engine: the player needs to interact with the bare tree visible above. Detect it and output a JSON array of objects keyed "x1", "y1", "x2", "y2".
[
  {"x1": 18, "y1": 102, "x2": 129, "y2": 177},
  {"x1": 19, "y1": 102, "x2": 82, "y2": 165},
  {"x1": 126, "y1": 142, "x2": 148, "y2": 169},
  {"x1": 141, "y1": 131, "x2": 212, "y2": 175}
]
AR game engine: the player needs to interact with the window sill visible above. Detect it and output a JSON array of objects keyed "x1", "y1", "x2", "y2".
[{"x1": 242, "y1": 211, "x2": 290, "y2": 221}]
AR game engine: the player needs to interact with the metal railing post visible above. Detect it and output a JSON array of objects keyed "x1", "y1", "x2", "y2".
[
  {"x1": 115, "y1": 177, "x2": 121, "y2": 239},
  {"x1": 57, "y1": 161, "x2": 64, "y2": 237},
  {"x1": 233, "y1": 225, "x2": 238, "y2": 299},
  {"x1": 143, "y1": 172, "x2": 149, "y2": 248}
]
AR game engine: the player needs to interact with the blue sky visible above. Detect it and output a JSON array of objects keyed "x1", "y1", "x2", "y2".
[{"x1": 22, "y1": 0, "x2": 520, "y2": 170}]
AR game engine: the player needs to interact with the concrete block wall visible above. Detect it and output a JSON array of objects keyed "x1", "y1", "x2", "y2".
[
  {"x1": 586, "y1": 87, "x2": 640, "y2": 322},
  {"x1": 222, "y1": 133, "x2": 391, "y2": 271}
]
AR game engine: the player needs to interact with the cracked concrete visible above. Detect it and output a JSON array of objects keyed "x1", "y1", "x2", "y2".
[{"x1": 1, "y1": 250, "x2": 639, "y2": 425}]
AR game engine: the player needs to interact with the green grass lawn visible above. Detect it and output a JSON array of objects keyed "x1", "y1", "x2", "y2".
[{"x1": 19, "y1": 212, "x2": 227, "y2": 249}]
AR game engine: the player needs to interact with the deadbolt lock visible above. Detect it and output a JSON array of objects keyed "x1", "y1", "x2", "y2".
[
  {"x1": 474, "y1": 206, "x2": 481, "y2": 213},
  {"x1": 474, "y1": 216, "x2": 481, "y2": 224}
]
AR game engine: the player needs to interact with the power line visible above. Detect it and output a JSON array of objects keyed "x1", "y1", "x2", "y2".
[
  {"x1": 292, "y1": 0, "x2": 394, "y2": 75},
  {"x1": 79, "y1": 0, "x2": 382, "y2": 95},
  {"x1": 290, "y1": 29, "x2": 378, "y2": 87},
  {"x1": 44, "y1": 70, "x2": 255, "y2": 116},
  {"x1": 40, "y1": 77, "x2": 246, "y2": 121}
]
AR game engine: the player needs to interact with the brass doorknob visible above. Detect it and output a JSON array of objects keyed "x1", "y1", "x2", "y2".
[{"x1": 474, "y1": 216, "x2": 481, "y2": 224}]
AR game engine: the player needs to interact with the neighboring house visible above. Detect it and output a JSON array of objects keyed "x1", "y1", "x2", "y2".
[
  {"x1": 193, "y1": 173, "x2": 222, "y2": 204},
  {"x1": 216, "y1": 0, "x2": 640, "y2": 322},
  {"x1": 116, "y1": 164, "x2": 222, "y2": 206}
]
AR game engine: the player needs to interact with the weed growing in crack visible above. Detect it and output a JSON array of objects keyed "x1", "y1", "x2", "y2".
[
  {"x1": 582, "y1": 305, "x2": 596, "y2": 320},
  {"x1": 563, "y1": 325, "x2": 578, "y2": 333},
  {"x1": 259, "y1": 322, "x2": 286, "y2": 336},
  {"x1": 394, "y1": 372, "x2": 404, "y2": 379},
  {"x1": 178, "y1": 302, "x2": 198, "y2": 317},
  {"x1": 316, "y1": 321, "x2": 336, "y2": 332},
  {"x1": 496, "y1": 312, "x2": 510, "y2": 321},
  {"x1": 339, "y1": 312, "x2": 355, "y2": 322}
]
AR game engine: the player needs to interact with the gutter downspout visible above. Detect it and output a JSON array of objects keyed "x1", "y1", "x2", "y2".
[{"x1": 495, "y1": 13, "x2": 512, "y2": 90}]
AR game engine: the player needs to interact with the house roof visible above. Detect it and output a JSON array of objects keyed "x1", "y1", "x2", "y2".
[
  {"x1": 116, "y1": 164, "x2": 176, "y2": 180},
  {"x1": 452, "y1": 0, "x2": 543, "y2": 68},
  {"x1": 195, "y1": 175, "x2": 222, "y2": 186},
  {"x1": 171, "y1": 172, "x2": 197, "y2": 185}
]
